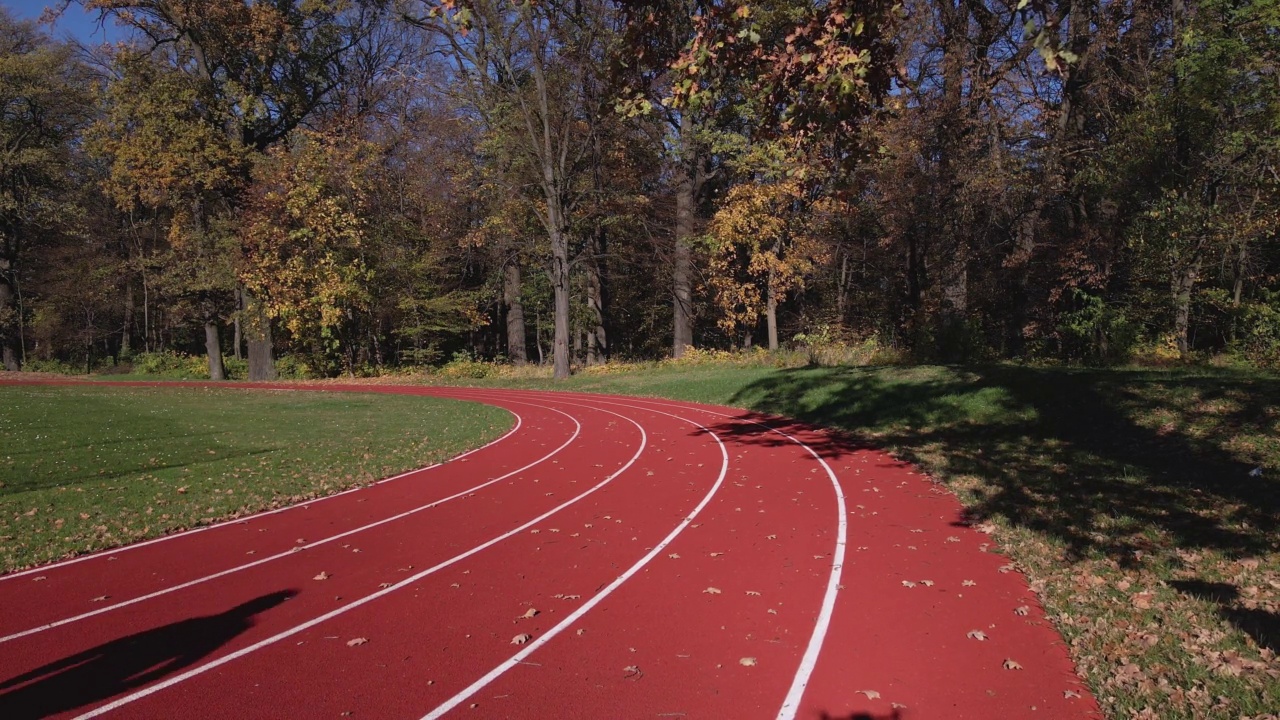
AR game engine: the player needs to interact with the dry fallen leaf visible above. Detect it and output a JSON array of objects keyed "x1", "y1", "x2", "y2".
[
  {"x1": 576, "y1": 628, "x2": 585, "y2": 636},
  {"x1": 519, "y1": 608, "x2": 539, "y2": 619},
  {"x1": 703, "y1": 587, "x2": 722, "y2": 595},
  {"x1": 920, "y1": 580, "x2": 934, "y2": 587},
  {"x1": 710, "y1": 552, "x2": 724, "y2": 557},
  {"x1": 1064, "y1": 690, "x2": 1082, "y2": 699},
  {"x1": 901, "y1": 580, "x2": 917, "y2": 588},
  {"x1": 967, "y1": 630, "x2": 988, "y2": 641},
  {"x1": 91, "y1": 595, "x2": 109, "y2": 602},
  {"x1": 745, "y1": 590, "x2": 761, "y2": 596},
  {"x1": 1014, "y1": 605, "x2": 1030, "y2": 616},
  {"x1": 668, "y1": 553, "x2": 681, "y2": 559},
  {"x1": 511, "y1": 633, "x2": 532, "y2": 645},
  {"x1": 346, "y1": 638, "x2": 369, "y2": 647},
  {"x1": 1003, "y1": 658, "x2": 1023, "y2": 670},
  {"x1": 379, "y1": 582, "x2": 392, "y2": 589},
  {"x1": 857, "y1": 690, "x2": 881, "y2": 700},
  {"x1": 313, "y1": 572, "x2": 330, "y2": 581},
  {"x1": 739, "y1": 657, "x2": 757, "y2": 667},
  {"x1": 33, "y1": 576, "x2": 47, "y2": 582},
  {"x1": 962, "y1": 580, "x2": 977, "y2": 587}
]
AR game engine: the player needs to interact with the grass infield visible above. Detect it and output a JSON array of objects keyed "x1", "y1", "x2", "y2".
[{"x1": 0, "y1": 384, "x2": 511, "y2": 572}]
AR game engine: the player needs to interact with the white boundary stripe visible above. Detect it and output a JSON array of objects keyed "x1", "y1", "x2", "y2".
[
  {"x1": 0, "y1": 401, "x2": 570, "y2": 645},
  {"x1": 419, "y1": 399, "x2": 729, "y2": 720},
  {"x1": 0, "y1": 394, "x2": 523, "y2": 582},
  {"x1": 476, "y1": 390, "x2": 846, "y2": 720},
  {"x1": 70, "y1": 400, "x2": 650, "y2": 720}
]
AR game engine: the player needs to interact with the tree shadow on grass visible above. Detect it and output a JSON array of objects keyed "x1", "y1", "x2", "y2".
[
  {"x1": 726, "y1": 365, "x2": 1280, "y2": 564},
  {"x1": 0, "y1": 590, "x2": 296, "y2": 719},
  {"x1": 1171, "y1": 579, "x2": 1280, "y2": 653}
]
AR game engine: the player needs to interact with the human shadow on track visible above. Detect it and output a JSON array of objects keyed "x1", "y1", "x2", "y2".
[
  {"x1": 818, "y1": 709, "x2": 903, "y2": 719},
  {"x1": 0, "y1": 589, "x2": 296, "y2": 719}
]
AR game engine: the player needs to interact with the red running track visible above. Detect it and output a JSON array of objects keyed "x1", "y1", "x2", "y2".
[{"x1": 0, "y1": 383, "x2": 1102, "y2": 719}]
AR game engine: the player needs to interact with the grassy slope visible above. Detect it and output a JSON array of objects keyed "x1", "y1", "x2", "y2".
[
  {"x1": 0, "y1": 385, "x2": 510, "y2": 571},
  {"x1": 446, "y1": 363, "x2": 1280, "y2": 720}
]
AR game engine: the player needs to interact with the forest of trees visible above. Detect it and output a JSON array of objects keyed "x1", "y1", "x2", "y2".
[{"x1": 2, "y1": 0, "x2": 1278, "y2": 380}]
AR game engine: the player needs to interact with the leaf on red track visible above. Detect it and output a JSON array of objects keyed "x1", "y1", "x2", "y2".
[
  {"x1": 346, "y1": 638, "x2": 368, "y2": 647},
  {"x1": 765, "y1": 535, "x2": 777, "y2": 540},
  {"x1": 33, "y1": 576, "x2": 47, "y2": 582},
  {"x1": 379, "y1": 582, "x2": 392, "y2": 589},
  {"x1": 703, "y1": 587, "x2": 722, "y2": 595},
  {"x1": 519, "y1": 608, "x2": 539, "y2": 619},
  {"x1": 920, "y1": 580, "x2": 935, "y2": 587},
  {"x1": 901, "y1": 580, "x2": 916, "y2": 588},
  {"x1": 1003, "y1": 658, "x2": 1023, "y2": 670},
  {"x1": 745, "y1": 590, "x2": 760, "y2": 596},
  {"x1": 962, "y1": 579, "x2": 977, "y2": 586},
  {"x1": 739, "y1": 657, "x2": 757, "y2": 667},
  {"x1": 857, "y1": 689, "x2": 881, "y2": 700},
  {"x1": 511, "y1": 633, "x2": 532, "y2": 645},
  {"x1": 967, "y1": 630, "x2": 988, "y2": 641},
  {"x1": 1064, "y1": 690, "x2": 1083, "y2": 699},
  {"x1": 314, "y1": 572, "x2": 330, "y2": 581},
  {"x1": 668, "y1": 553, "x2": 681, "y2": 559},
  {"x1": 1014, "y1": 605, "x2": 1030, "y2": 616},
  {"x1": 91, "y1": 595, "x2": 109, "y2": 602}
]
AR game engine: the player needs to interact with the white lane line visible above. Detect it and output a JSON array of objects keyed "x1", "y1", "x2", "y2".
[
  {"x1": 70, "y1": 401, "x2": 649, "y2": 720},
  {"x1": 483, "y1": 390, "x2": 847, "y2": 720},
  {"x1": 420, "y1": 400, "x2": 729, "y2": 720},
  {"x1": 0, "y1": 396, "x2": 523, "y2": 582},
  {"x1": 0, "y1": 403, "x2": 560, "y2": 644}
]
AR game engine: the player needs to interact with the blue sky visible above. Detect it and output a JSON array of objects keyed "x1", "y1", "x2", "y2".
[{"x1": 3, "y1": 0, "x2": 126, "y2": 44}]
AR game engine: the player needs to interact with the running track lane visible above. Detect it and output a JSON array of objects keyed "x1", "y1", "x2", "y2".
[{"x1": 0, "y1": 382, "x2": 1102, "y2": 719}]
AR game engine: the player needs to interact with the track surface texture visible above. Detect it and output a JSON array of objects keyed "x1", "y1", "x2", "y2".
[{"x1": 0, "y1": 382, "x2": 1102, "y2": 719}]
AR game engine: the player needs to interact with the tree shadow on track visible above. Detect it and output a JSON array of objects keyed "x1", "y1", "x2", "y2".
[
  {"x1": 726, "y1": 365, "x2": 1280, "y2": 564},
  {"x1": 692, "y1": 412, "x2": 869, "y2": 463},
  {"x1": 0, "y1": 589, "x2": 296, "y2": 719}
]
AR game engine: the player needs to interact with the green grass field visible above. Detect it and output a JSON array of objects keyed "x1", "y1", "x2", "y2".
[
  {"x1": 0, "y1": 384, "x2": 510, "y2": 571},
  {"x1": 439, "y1": 362, "x2": 1280, "y2": 720}
]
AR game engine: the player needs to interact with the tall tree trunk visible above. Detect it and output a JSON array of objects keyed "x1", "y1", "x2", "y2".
[
  {"x1": 205, "y1": 320, "x2": 226, "y2": 380},
  {"x1": 121, "y1": 282, "x2": 135, "y2": 358},
  {"x1": 551, "y1": 236, "x2": 571, "y2": 379},
  {"x1": 586, "y1": 225, "x2": 607, "y2": 365},
  {"x1": 672, "y1": 113, "x2": 701, "y2": 358},
  {"x1": 244, "y1": 291, "x2": 276, "y2": 381},
  {"x1": 233, "y1": 284, "x2": 243, "y2": 360},
  {"x1": 766, "y1": 273, "x2": 779, "y2": 351},
  {"x1": 504, "y1": 261, "x2": 527, "y2": 365},
  {"x1": 0, "y1": 256, "x2": 19, "y2": 371},
  {"x1": 1173, "y1": 250, "x2": 1203, "y2": 360}
]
